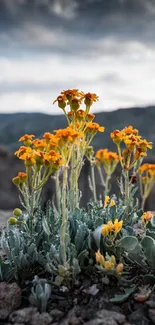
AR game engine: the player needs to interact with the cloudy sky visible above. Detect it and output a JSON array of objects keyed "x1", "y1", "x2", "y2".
[{"x1": 0, "y1": 0, "x2": 155, "y2": 115}]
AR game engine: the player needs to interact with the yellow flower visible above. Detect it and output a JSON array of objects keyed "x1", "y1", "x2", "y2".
[
  {"x1": 138, "y1": 139, "x2": 153, "y2": 152},
  {"x1": 111, "y1": 255, "x2": 116, "y2": 265},
  {"x1": 101, "y1": 224, "x2": 109, "y2": 236},
  {"x1": 109, "y1": 199, "x2": 115, "y2": 207},
  {"x1": 107, "y1": 221, "x2": 114, "y2": 232},
  {"x1": 104, "y1": 195, "x2": 110, "y2": 207},
  {"x1": 85, "y1": 122, "x2": 105, "y2": 134},
  {"x1": 96, "y1": 250, "x2": 105, "y2": 265},
  {"x1": 116, "y1": 263, "x2": 124, "y2": 274},
  {"x1": 113, "y1": 219, "x2": 123, "y2": 234},
  {"x1": 142, "y1": 211, "x2": 152, "y2": 224},
  {"x1": 122, "y1": 126, "x2": 138, "y2": 135},
  {"x1": 104, "y1": 261, "x2": 113, "y2": 271}
]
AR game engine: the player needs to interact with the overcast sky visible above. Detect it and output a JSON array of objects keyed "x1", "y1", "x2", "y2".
[{"x1": 0, "y1": 0, "x2": 155, "y2": 115}]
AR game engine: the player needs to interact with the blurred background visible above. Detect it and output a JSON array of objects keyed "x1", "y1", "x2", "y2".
[{"x1": 0, "y1": 0, "x2": 155, "y2": 213}]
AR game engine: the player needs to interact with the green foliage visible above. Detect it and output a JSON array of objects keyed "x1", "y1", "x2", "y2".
[
  {"x1": 110, "y1": 286, "x2": 136, "y2": 303},
  {"x1": 29, "y1": 276, "x2": 51, "y2": 312}
]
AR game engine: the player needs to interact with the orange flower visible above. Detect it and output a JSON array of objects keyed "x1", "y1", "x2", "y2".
[
  {"x1": 76, "y1": 109, "x2": 85, "y2": 120},
  {"x1": 110, "y1": 130, "x2": 123, "y2": 144},
  {"x1": 70, "y1": 97, "x2": 81, "y2": 111},
  {"x1": 43, "y1": 132, "x2": 53, "y2": 142},
  {"x1": 142, "y1": 211, "x2": 153, "y2": 224},
  {"x1": 134, "y1": 149, "x2": 147, "y2": 160},
  {"x1": 15, "y1": 146, "x2": 32, "y2": 158},
  {"x1": 122, "y1": 126, "x2": 138, "y2": 135},
  {"x1": 96, "y1": 250, "x2": 105, "y2": 265},
  {"x1": 61, "y1": 89, "x2": 83, "y2": 101},
  {"x1": 44, "y1": 150, "x2": 62, "y2": 168},
  {"x1": 81, "y1": 92, "x2": 99, "y2": 106},
  {"x1": 53, "y1": 95, "x2": 66, "y2": 110},
  {"x1": 85, "y1": 122, "x2": 104, "y2": 134},
  {"x1": 116, "y1": 263, "x2": 124, "y2": 274},
  {"x1": 18, "y1": 172, "x2": 27, "y2": 182},
  {"x1": 33, "y1": 139, "x2": 47, "y2": 150},
  {"x1": 87, "y1": 113, "x2": 95, "y2": 121},
  {"x1": 138, "y1": 139, "x2": 153, "y2": 152},
  {"x1": 96, "y1": 149, "x2": 120, "y2": 164},
  {"x1": 19, "y1": 134, "x2": 35, "y2": 146}
]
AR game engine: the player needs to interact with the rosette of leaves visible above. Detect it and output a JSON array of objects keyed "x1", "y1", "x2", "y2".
[{"x1": 29, "y1": 276, "x2": 52, "y2": 312}]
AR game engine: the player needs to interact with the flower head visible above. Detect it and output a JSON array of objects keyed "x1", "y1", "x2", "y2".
[
  {"x1": 18, "y1": 134, "x2": 35, "y2": 146},
  {"x1": 110, "y1": 130, "x2": 123, "y2": 144},
  {"x1": 96, "y1": 250, "x2": 105, "y2": 265},
  {"x1": 142, "y1": 211, "x2": 153, "y2": 224}
]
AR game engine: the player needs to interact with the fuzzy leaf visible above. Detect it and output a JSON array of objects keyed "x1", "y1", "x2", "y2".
[
  {"x1": 141, "y1": 236, "x2": 155, "y2": 269},
  {"x1": 92, "y1": 225, "x2": 102, "y2": 249},
  {"x1": 110, "y1": 287, "x2": 136, "y2": 303},
  {"x1": 119, "y1": 236, "x2": 138, "y2": 251},
  {"x1": 42, "y1": 216, "x2": 51, "y2": 236}
]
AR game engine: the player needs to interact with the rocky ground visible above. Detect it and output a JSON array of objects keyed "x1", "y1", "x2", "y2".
[
  {"x1": 1, "y1": 281, "x2": 155, "y2": 325},
  {"x1": 0, "y1": 210, "x2": 12, "y2": 229}
]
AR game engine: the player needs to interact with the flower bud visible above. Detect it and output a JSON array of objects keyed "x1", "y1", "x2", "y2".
[
  {"x1": 8, "y1": 217, "x2": 18, "y2": 225},
  {"x1": 116, "y1": 263, "x2": 124, "y2": 274},
  {"x1": 104, "y1": 261, "x2": 113, "y2": 271},
  {"x1": 12, "y1": 176, "x2": 20, "y2": 186},
  {"x1": 13, "y1": 208, "x2": 23, "y2": 217}
]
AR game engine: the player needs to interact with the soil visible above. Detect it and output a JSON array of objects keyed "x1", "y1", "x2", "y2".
[{"x1": 1, "y1": 273, "x2": 155, "y2": 325}]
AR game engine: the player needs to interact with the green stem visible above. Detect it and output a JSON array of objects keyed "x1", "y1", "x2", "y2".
[
  {"x1": 55, "y1": 170, "x2": 61, "y2": 216},
  {"x1": 60, "y1": 165, "x2": 68, "y2": 265},
  {"x1": 105, "y1": 174, "x2": 111, "y2": 196},
  {"x1": 124, "y1": 170, "x2": 129, "y2": 213},
  {"x1": 90, "y1": 163, "x2": 97, "y2": 202}
]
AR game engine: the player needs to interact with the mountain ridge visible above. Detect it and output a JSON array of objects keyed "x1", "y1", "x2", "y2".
[{"x1": 0, "y1": 105, "x2": 154, "y2": 154}]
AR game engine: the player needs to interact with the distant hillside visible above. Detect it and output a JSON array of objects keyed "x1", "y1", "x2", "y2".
[{"x1": 0, "y1": 106, "x2": 155, "y2": 154}]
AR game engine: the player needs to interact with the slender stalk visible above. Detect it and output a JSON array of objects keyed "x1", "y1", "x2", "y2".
[
  {"x1": 124, "y1": 170, "x2": 130, "y2": 213},
  {"x1": 55, "y1": 170, "x2": 61, "y2": 216},
  {"x1": 104, "y1": 174, "x2": 111, "y2": 196},
  {"x1": 60, "y1": 165, "x2": 68, "y2": 265},
  {"x1": 97, "y1": 165, "x2": 106, "y2": 187},
  {"x1": 90, "y1": 163, "x2": 97, "y2": 202}
]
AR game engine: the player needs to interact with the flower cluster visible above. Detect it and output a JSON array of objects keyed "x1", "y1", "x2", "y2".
[
  {"x1": 96, "y1": 251, "x2": 124, "y2": 275},
  {"x1": 104, "y1": 195, "x2": 115, "y2": 207},
  {"x1": 138, "y1": 164, "x2": 155, "y2": 209},
  {"x1": 101, "y1": 219, "x2": 123, "y2": 237},
  {"x1": 53, "y1": 89, "x2": 98, "y2": 112},
  {"x1": 96, "y1": 149, "x2": 120, "y2": 175},
  {"x1": 110, "y1": 126, "x2": 152, "y2": 170}
]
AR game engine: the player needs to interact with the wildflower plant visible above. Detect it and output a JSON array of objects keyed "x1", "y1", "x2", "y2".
[
  {"x1": 110, "y1": 126, "x2": 152, "y2": 213},
  {"x1": 138, "y1": 164, "x2": 155, "y2": 209},
  {"x1": 1, "y1": 88, "x2": 155, "y2": 299}
]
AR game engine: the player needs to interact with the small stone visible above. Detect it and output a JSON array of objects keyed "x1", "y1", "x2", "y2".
[
  {"x1": 31, "y1": 312, "x2": 53, "y2": 325},
  {"x1": 50, "y1": 309, "x2": 64, "y2": 320},
  {"x1": 9, "y1": 307, "x2": 38, "y2": 323},
  {"x1": 85, "y1": 309, "x2": 126, "y2": 325},
  {"x1": 149, "y1": 308, "x2": 155, "y2": 323},
  {"x1": 129, "y1": 307, "x2": 147, "y2": 325},
  {"x1": 146, "y1": 300, "x2": 155, "y2": 308},
  {"x1": 0, "y1": 282, "x2": 21, "y2": 319}
]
